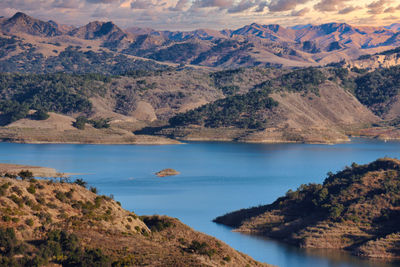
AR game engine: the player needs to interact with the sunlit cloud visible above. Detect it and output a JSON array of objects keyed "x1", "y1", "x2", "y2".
[
  {"x1": 314, "y1": 0, "x2": 351, "y2": 12},
  {"x1": 291, "y1": 7, "x2": 310, "y2": 16},
  {"x1": 268, "y1": 0, "x2": 310, "y2": 12},
  {"x1": 338, "y1": 5, "x2": 360, "y2": 14},
  {"x1": 366, "y1": 0, "x2": 393, "y2": 14}
]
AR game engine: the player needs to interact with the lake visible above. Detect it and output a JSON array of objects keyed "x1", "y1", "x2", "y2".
[{"x1": 0, "y1": 138, "x2": 399, "y2": 267}]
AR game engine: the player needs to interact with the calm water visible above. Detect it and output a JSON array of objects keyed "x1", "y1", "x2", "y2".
[{"x1": 0, "y1": 138, "x2": 399, "y2": 267}]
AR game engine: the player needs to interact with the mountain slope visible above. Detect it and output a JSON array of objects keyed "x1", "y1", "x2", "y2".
[
  {"x1": 1, "y1": 12, "x2": 64, "y2": 37},
  {"x1": 2, "y1": 12, "x2": 400, "y2": 69},
  {"x1": 157, "y1": 68, "x2": 379, "y2": 143},
  {"x1": 214, "y1": 158, "x2": 400, "y2": 260},
  {"x1": 0, "y1": 172, "x2": 269, "y2": 266}
]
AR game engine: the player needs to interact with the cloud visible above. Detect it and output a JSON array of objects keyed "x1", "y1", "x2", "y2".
[
  {"x1": 86, "y1": 0, "x2": 119, "y2": 3},
  {"x1": 91, "y1": 7, "x2": 110, "y2": 17},
  {"x1": 384, "y1": 7, "x2": 395, "y2": 13},
  {"x1": 338, "y1": 5, "x2": 360, "y2": 14},
  {"x1": 268, "y1": 0, "x2": 310, "y2": 12},
  {"x1": 255, "y1": 1, "x2": 268, "y2": 12},
  {"x1": 52, "y1": 0, "x2": 81, "y2": 9},
  {"x1": 191, "y1": 0, "x2": 234, "y2": 9},
  {"x1": 367, "y1": 0, "x2": 392, "y2": 14},
  {"x1": 314, "y1": 0, "x2": 351, "y2": 12},
  {"x1": 227, "y1": 0, "x2": 259, "y2": 13},
  {"x1": 169, "y1": 0, "x2": 190, "y2": 11},
  {"x1": 291, "y1": 7, "x2": 309, "y2": 16},
  {"x1": 131, "y1": 0, "x2": 156, "y2": 9}
]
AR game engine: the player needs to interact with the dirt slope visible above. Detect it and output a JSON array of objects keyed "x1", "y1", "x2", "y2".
[{"x1": 0, "y1": 174, "x2": 270, "y2": 266}]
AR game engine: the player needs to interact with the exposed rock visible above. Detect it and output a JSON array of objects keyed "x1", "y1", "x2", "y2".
[{"x1": 156, "y1": 168, "x2": 180, "y2": 177}]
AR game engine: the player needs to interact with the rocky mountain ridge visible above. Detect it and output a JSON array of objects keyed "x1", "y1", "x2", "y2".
[{"x1": 2, "y1": 12, "x2": 400, "y2": 68}]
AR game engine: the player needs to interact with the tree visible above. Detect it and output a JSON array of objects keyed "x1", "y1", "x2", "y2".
[
  {"x1": 74, "y1": 178, "x2": 87, "y2": 188},
  {"x1": 18, "y1": 170, "x2": 33, "y2": 180},
  {"x1": 33, "y1": 109, "x2": 50, "y2": 120},
  {"x1": 73, "y1": 116, "x2": 87, "y2": 130}
]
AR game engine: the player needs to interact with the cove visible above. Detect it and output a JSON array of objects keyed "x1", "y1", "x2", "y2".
[{"x1": 0, "y1": 138, "x2": 399, "y2": 267}]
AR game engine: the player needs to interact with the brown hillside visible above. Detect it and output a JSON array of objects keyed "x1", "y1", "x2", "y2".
[
  {"x1": 0, "y1": 174, "x2": 270, "y2": 266},
  {"x1": 214, "y1": 158, "x2": 400, "y2": 260},
  {"x1": 2, "y1": 12, "x2": 400, "y2": 68}
]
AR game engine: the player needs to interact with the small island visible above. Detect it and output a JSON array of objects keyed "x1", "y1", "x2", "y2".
[
  {"x1": 156, "y1": 168, "x2": 180, "y2": 177},
  {"x1": 214, "y1": 158, "x2": 400, "y2": 260}
]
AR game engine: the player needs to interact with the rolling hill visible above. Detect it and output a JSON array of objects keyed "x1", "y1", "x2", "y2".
[
  {"x1": 0, "y1": 168, "x2": 268, "y2": 266},
  {"x1": 214, "y1": 158, "x2": 400, "y2": 260}
]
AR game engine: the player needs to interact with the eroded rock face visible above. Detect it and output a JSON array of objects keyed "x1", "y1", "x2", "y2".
[{"x1": 155, "y1": 168, "x2": 180, "y2": 177}]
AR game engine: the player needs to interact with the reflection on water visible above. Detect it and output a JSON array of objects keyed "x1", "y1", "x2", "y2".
[{"x1": 0, "y1": 138, "x2": 399, "y2": 267}]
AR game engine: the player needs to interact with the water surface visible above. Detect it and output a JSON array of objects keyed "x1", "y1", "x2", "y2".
[{"x1": 0, "y1": 138, "x2": 399, "y2": 267}]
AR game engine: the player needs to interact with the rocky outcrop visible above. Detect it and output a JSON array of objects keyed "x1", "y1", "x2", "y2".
[{"x1": 155, "y1": 168, "x2": 180, "y2": 177}]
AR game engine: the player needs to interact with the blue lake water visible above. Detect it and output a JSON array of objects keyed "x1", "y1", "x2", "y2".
[{"x1": 0, "y1": 138, "x2": 399, "y2": 267}]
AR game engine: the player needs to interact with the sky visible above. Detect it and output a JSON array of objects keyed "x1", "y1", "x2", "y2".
[{"x1": 0, "y1": 0, "x2": 399, "y2": 30}]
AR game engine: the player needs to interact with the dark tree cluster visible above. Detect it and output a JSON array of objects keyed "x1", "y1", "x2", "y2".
[
  {"x1": 169, "y1": 88, "x2": 278, "y2": 129},
  {"x1": 354, "y1": 66, "x2": 400, "y2": 115}
]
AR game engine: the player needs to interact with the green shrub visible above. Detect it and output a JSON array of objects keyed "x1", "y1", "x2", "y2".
[
  {"x1": 329, "y1": 204, "x2": 344, "y2": 220},
  {"x1": 141, "y1": 216, "x2": 174, "y2": 232},
  {"x1": 18, "y1": 170, "x2": 33, "y2": 180},
  {"x1": 88, "y1": 117, "x2": 110, "y2": 129},
  {"x1": 9, "y1": 194, "x2": 23, "y2": 207},
  {"x1": 25, "y1": 219, "x2": 34, "y2": 226},
  {"x1": 89, "y1": 186, "x2": 98, "y2": 194},
  {"x1": 73, "y1": 116, "x2": 87, "y2": 130},
  {"x1": 4, "y1": 173, "x2": 17, "y2": 179},
  {"x1": 223, "y1": 255, "x2": 231, "y2": 262},
  {"x1": 27, "y1": 184, "x2": 36, "y2": 194},
  {"x1": 188, "y1": 240, "x2": 215, "y2": 258},
  {"x1": 54, "y1": 190, "x2": 67, "y2": 202},
  {"x1": 2, "y1": 215, "x2": 11, "y2": 222},
  {"x1": 32, "y1": 109, "x2": 50, "y2": 120},
  {"x1": 74, "y1": 179, "x2": 87, "y2": 188}
]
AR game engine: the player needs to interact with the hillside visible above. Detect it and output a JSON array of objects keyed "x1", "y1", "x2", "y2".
[
  {"x1": 2, "y1": 12, "x2": 400, "y2": 70},
  {"x1": 0, "y1": 66, "x2": 392, "y2": 144},
  {"x1": 214, "y1": 158, "x2": 400, "y2": 260},
  {"x1": 152, "y1": 68, "x2": 379, "y2": 143},
  {"x1": 0, "y1": 169, "x2": 269, "y2": 266}
]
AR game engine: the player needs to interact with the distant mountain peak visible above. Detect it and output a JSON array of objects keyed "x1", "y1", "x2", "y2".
[
  {"x1": 11, "y1": 11, "x2": 30, "y2": 20},
  {"x1": 68, "y1": 20, "x2": 127, "y2": 42},
  {"x1": 1, "y1": 11, "x2": 62, "y2": 37},
  {"x1": 319, "y1": 22, "x2": 354, "y2": 34}
]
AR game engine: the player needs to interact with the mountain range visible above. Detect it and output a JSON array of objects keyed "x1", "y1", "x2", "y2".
[{"x1": 2, "y1": 12, "x2": 400, "y2": 69}]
